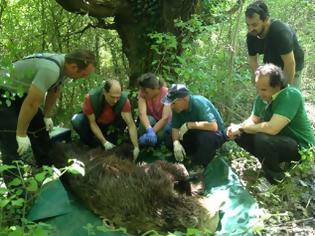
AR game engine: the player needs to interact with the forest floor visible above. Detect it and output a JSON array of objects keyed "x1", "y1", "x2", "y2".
[{"x1": 226, "y1": 75, "x2": 315, "y2": 236}]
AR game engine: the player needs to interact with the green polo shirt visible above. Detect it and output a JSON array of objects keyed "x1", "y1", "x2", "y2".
[
  {"x1": 172, "y1": 95, "x2": 225, "y2": 132},
  {"x1": 253, "y1": 86, "x2": 315, "y2": 148}
]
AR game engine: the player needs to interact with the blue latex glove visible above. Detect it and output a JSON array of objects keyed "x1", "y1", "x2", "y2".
[
  {"x1": 146, "y1": 128, "x2": 157, "y2": 145},
  {"x1": 139, "y1": 133, "x2": 148, "y2": 145}
]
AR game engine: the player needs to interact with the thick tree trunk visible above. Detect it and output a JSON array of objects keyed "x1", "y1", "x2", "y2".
[{"x1": 55, "y1": 0, "x2": 198, "y2": 87}]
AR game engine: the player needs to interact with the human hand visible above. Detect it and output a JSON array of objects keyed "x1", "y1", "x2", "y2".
[
  {"x1": 173, "y1": 140, "x2": 186, "y2": 162},
  {"x1": 103, "y1": 141, "x2": 116, "y2": 150},
  {"x1": 133, "y1": 147, "x2": 140, "y2": 161},
  {"x1": 16, "y1": 135, "x2": 31, "y2": 156},
  {"x1": 226, "y1": 123, "x2": 242, "y2": 140},
  {"x1": 43, "y1": 117, "x2": 54, "y2": 132},
  {"x1": 179, "y1": 123, "x2": 189, "y2": 140},
  {"x1": 139, "y1": 133, "x2": 148, "y2": 145},
  {"x1": 146, "y1": 127, "x2": 157, "y2": 145}
]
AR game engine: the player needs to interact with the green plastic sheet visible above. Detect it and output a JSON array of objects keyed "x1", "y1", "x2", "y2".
[
  {"x1": 28, "y1": 179, "x2": 125, "y2": 236},
  {"x1": 28, "y1": 157, "x2": 260, "y2": 235},
  {"x1": 204, "y1": 158, "x2": 260, "y2": 236}
]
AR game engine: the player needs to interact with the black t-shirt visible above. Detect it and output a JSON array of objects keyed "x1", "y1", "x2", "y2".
[{"x1": 246, "y1": 20, "x2": 304, "y2": 71}]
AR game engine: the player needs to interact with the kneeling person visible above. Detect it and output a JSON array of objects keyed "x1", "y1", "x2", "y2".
[
  {"x1": 162, "y1": 84, "x2": 226, "y2": 167},
  {"x1": 71, "y1": 80, "x2": 139, "y2": 159},
  {"x1": 226, "y1": 64, "x2": 315, "y2": 183},
  {"x1": 137, "y1": 72, "x2": 172, "y2": 147}
]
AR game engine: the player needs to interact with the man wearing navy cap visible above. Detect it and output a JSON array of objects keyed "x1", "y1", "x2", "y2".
[{"x1": 162, "y1": 84, "x2": 226, "y2": 167}]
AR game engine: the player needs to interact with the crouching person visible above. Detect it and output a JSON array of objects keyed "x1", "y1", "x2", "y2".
[
  {"x1": 71, "y1": 80, "x2": 139, "y2": 160},
  {"x1": 162, "y1": 84, "x2": 226, "y2": 167},
  {"x1": 226, "y1": 64, "x2": 315, "y2": 184},
  {"x1": 0, "y1": 49, "x2": 96, "y2": 186},
  {"x1": 137, "y1": 73, "x2": 172, "y2": 147}
]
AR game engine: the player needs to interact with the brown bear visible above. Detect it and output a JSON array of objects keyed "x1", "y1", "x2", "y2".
[{"x1": 50, "y1": 143, "x2": 220, "y2": 234}]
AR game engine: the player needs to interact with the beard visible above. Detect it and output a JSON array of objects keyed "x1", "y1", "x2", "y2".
[
  {"x1": 256, "y1": 25, "x2": 266, "y2": 39},
  {"x1": 248, "y1": 25, "x2": 266, "y2": 39}
]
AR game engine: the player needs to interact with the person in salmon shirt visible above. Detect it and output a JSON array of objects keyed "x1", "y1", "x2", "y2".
[
  {"x1": 71, "y1": 80, "x2": 139, "y2": 160},
  {"x1": 137, "y1": 73, "x2": 172, "y2": 147}
]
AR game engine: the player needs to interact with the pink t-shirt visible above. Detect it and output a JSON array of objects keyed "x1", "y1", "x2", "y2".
[{"x1": 139, "y1": 86, "x2": 170, "y2": 121}]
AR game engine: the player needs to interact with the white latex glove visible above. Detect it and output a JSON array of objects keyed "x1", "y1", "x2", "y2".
[
  {"x1": 179, "y1": 123, "x2": 189, "y2": 140},
  {"x1": 43, "y1": 117, "x2": 54, "y2": 132},
  {"x1": 173, "y1": 140, "x2": 186, "y2": 162},
  {"x1": 226, "y1": 123, "x2": 242, "y2": 140},
  {"x1": 133, "y1": 147, "x2": 140, "y2": 161},
  {"x1": 103, "y1": 141, "x2": 116, "y2": 150},
  {"x1": 16, "y1": 135, "x2": 31, "y2": 156}
]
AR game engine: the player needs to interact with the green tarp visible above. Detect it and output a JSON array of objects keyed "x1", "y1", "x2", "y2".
[
  {"x1": 28, "y1": 158, "x2": 260, "y2": 235},
  {"x1": 204, "y1": 158, "x2": 260, "y2": 235}
]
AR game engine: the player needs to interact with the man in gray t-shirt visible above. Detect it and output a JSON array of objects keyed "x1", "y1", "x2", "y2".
[{"x1": 0, "y1": 49, "x2": 96, "y2": 186}]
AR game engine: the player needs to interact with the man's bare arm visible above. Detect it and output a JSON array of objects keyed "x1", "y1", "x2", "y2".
[{"x1": 17, "y1": 85, "x2": 44, "y2": 136}]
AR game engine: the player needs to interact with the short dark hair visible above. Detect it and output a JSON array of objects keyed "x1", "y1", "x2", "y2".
[
  {"x1": 255, "y1": 64, "x2": 287, "y2": 89},
  {"x1": 245, "y1": 1, "x2": 269, "y2": 21},
  {"x1": 138, "y1": 72, "x2": 164, "y2": 89},
  {"x1": 65, "y1": 49, "x2": 96, "y2": 70}
]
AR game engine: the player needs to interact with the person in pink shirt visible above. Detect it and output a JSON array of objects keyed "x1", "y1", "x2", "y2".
[{"x1": 137, "y1": 73, "x2": 172, "y2": 146}]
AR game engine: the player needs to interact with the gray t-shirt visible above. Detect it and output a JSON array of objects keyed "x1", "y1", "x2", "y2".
[{"x1": 1, "y1": 53, "x2": 66, "y2": 93}]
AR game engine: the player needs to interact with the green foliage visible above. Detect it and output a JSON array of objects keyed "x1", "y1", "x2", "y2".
[
  {"x1": 266, "y1": 0, "x2": 315, "y2": 100},
  {"x1": 149, "y1": 31, "x2": 178, "y2": 80},
  {"x1": 138, "y1": 144, "x2": 173, "y2": 163},
  {"x1": 228, "y1": 144, "x2": 315, "y2": 234},
  {"x1": 0, "y1": 0, "x2": 126, "y2": 127},
  {"x1": 0, "y1": 161, "x2": 55, "y2": 235},
  {"x1": 148, "y1": 9, "x2": 253, "y2": 123},
  {"x1": 0, "y1": 156, "x2": 97, "y2": 235},
  {"x1": 256, "y1": 147, "x2": 315, "y2": 233},
  {"x1": 84, "y1": 221, "x2": 128, "y2": 234}
]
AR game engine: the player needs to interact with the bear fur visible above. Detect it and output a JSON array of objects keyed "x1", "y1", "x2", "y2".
[{"x1": 50, "y1": 143, "x2": 220, "y2": 234}]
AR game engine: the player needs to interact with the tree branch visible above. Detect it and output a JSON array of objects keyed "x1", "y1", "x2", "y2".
[{"x1": 64, "y1": 20, "x2": 117, "y2": 37}]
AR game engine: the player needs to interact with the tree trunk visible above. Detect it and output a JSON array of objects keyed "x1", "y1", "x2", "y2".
[{"x1": 55, "y1": 0, "x2": 198, "y2": 87}]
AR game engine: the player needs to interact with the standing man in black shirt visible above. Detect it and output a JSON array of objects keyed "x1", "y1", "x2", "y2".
[{"x1": 245, "y1": 1, "x2": 304, "y2": 87}]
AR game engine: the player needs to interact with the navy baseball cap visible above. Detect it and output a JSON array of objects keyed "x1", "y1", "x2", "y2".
[{"x1": 161, "y1": 84, "x2": 189, "y2": 105}]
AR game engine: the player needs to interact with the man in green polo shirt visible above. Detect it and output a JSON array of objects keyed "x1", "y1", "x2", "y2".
[
  {"x1": 226, "y1": 63, "x2": 314, "y2": 184},
  {"x1": 162, "y1": 84, "x2": 226, "y2": 167}
]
